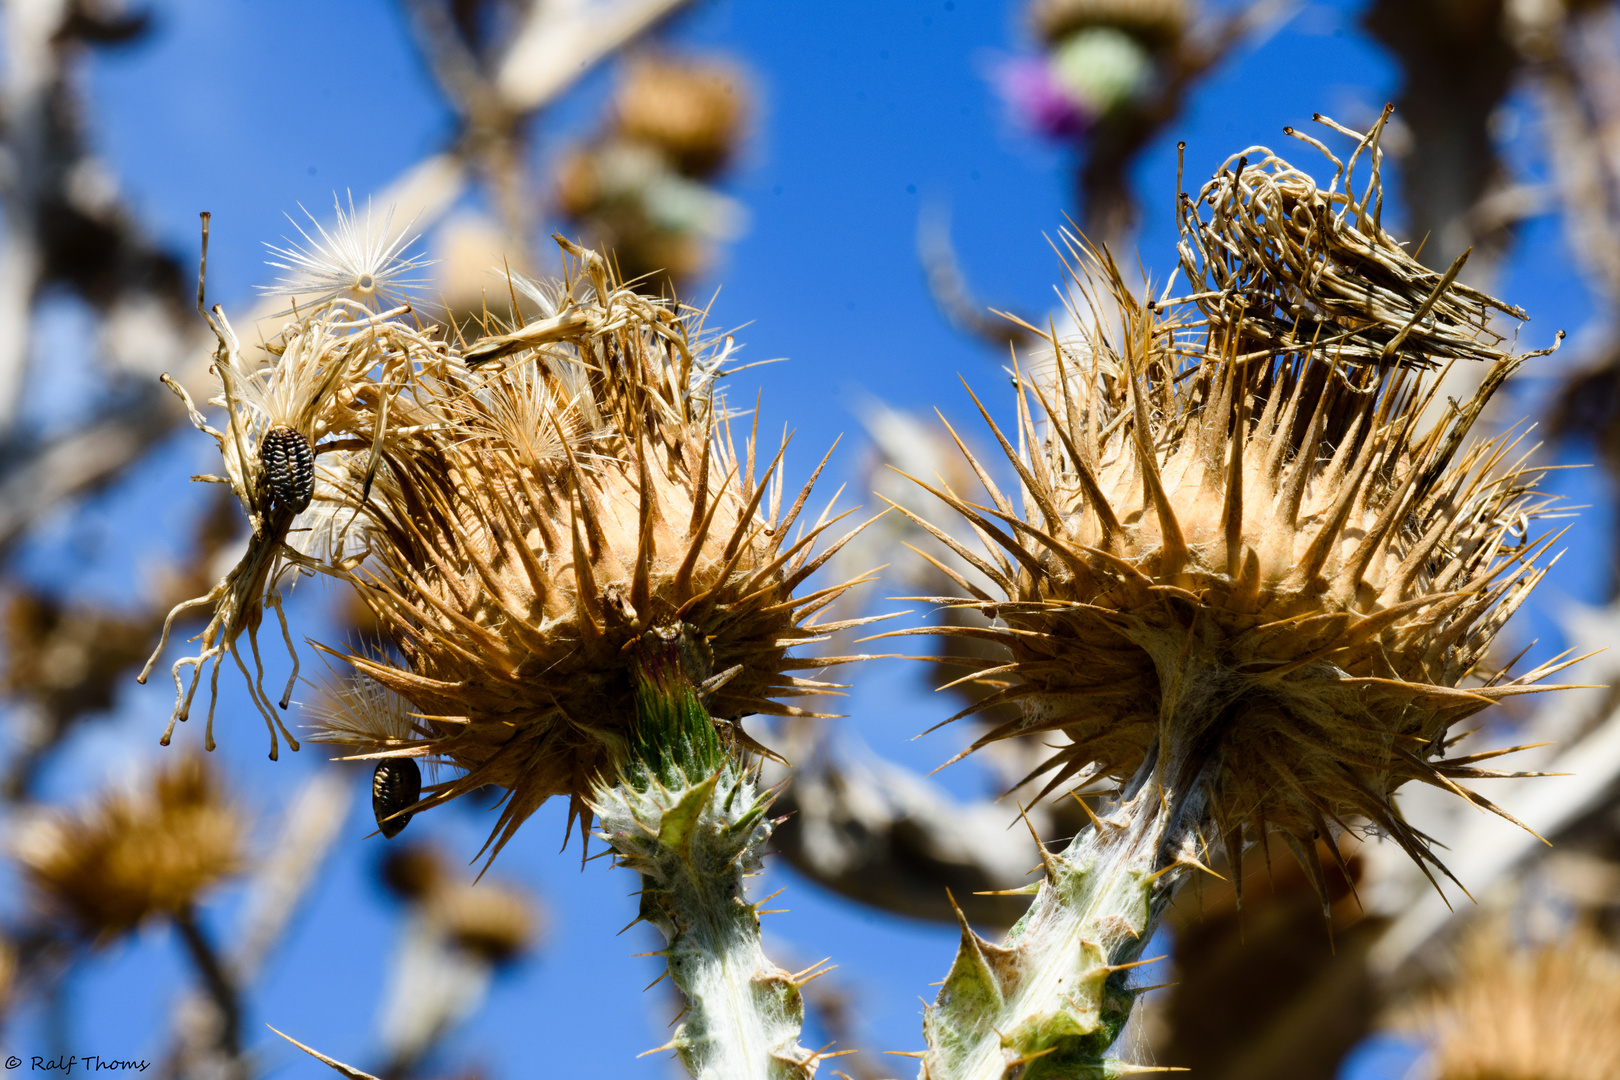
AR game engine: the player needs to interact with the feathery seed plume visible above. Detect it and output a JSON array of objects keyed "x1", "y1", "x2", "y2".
[
  {"x1": 262, "y1": 192, "x2": 431, "y2": 312},
  {"x1": 306, "y1": 652, "x2": 425, "y2": 751}
]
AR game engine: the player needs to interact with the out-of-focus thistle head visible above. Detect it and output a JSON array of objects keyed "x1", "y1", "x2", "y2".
[
  {"x1": 300, "y1": 240, "x2": 874, "y2": 858},
  {"x1": 428, "y1": 878, "x2": 540, "y2": 965},
  {"x1": 14, "y1": 754, "x2": 244, "y2": 941},
  {"x1": 891, "y1": 114, "x2": 1577, "y2": 896},
  {"x1": 1001, "y1": 0, "x2": 1185, "y2": 141},
  {"x1": 615, "y1": 55, "x2": 749, "y2": 181},
  {"x1": 556, "y1": 55, "x2": 750, "y2": 294},
  {"x1": 1415, "y1": 923, "x2": 1620, "y2": 1080},
  {"x1": 376, "y1": 842, "x2": 541, "y2": 965}
]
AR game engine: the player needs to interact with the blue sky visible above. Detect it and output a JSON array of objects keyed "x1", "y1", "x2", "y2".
[{"x1": 1, "y1": 2, "x2": 1607, "y2": 1078}]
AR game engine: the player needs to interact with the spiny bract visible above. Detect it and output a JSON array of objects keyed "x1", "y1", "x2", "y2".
[{"x1": 894, "y1": 114, "x2": 1576, "y2": 897}]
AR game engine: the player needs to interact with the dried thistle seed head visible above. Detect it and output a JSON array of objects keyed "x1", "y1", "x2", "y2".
[
  {"x1": 1029, "y1": 0, "x2": 1189, "y2": 47},
  {"x1": 901, "y1": 117, "x2": 1573, "y2": 895},
  {"x1": 315, "y1": 242, "x2": 872, "y2": 858},
  {"x1": 13, "y1": 754, "x2": 244, "y2": 940}
]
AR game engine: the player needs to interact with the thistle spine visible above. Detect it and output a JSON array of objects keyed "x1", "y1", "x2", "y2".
[{"x1": 594, "y1": 628, "x2": 818, "y2": 1080}]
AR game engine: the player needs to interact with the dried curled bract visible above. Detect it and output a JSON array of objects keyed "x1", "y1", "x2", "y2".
[
  {"x1": 1179, "y1": 108, "x2": 1526, "y2": 369},
  {"x1": 894, "y1": 116, "x2": 1575, "y2": 896},
  {"x1": 307, "y1": 241, "x2": 876, "y2": 858},
  {"x1": 139, "y1": 212, "x2": 453, "y2": 758}
]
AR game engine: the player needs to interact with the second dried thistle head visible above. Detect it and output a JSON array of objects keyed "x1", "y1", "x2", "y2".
[{"x1": 898, "y1": 116, "x2": 1575, "y2": 896}]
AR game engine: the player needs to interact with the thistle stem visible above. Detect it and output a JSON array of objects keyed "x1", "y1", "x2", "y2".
[
  {"x1": 594, "y1": 627, "x2": 818, "y2": 1080},
  {"x1": 921, "y1": 743, "x2": 1210, "y2": 1080},
  {"x1": 172, "y1": 902, "x2": 247, "y2": 1080}
]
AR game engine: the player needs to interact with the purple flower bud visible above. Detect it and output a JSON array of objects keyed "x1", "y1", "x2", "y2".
[{"x1": 991, "y1": 55, "x2": 1091, "y2": 140}]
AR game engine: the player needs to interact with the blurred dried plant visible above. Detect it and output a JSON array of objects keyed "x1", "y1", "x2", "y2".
[
  {"x1": 14, "y1": 753, "x2": 244, "y2": 941},
  {"x1": 374, "y1": 844, "x2": 542, "y2": 1077},
  {"x1": 556, "y1": 55, "x2": 750, "y2": 293},
  {"x1": 1412, "y1": 923, "x2": 1620, "y2": 1080},
  {"x1": 1, "y1": 489, "x2": 242, "y2": 802},
  {"x1": 1526, "y1": 0, "x2": 1620, "y2": 589},
  {"x1": 990, "y1": 0, "x2": 1285, "y2": 246},
  {"x1": 616, "y1": 56, "x2": 747, "y2": 178},
  {"x1": 932, "y1": 0, "x2": 1287, "y2": 353},
  {"x1": 2, "y1": 591, "x2": 152, "y2": 789},
  {"x1": 1155, "y1": 835, "x2": 1381, "y2": 1080}
]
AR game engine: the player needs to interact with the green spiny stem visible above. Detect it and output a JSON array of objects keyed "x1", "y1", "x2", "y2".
[
  {"x1": 594, "y1": 626, "x2": 819, "y2": 1080},
  {"x1": 920, "y1": 740, "x2": 1212, "y2": 1080}
]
